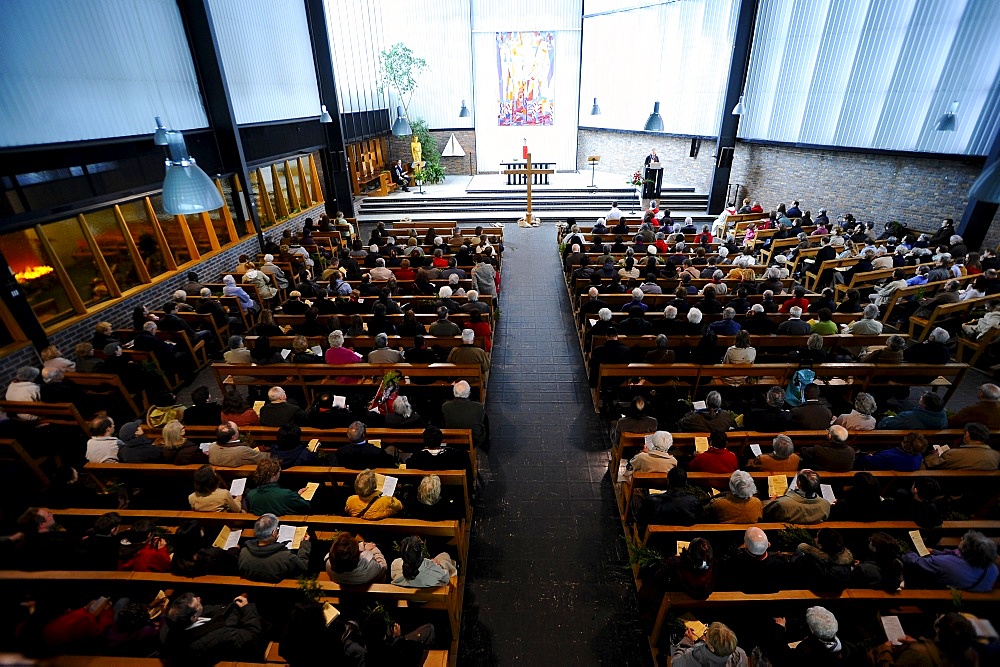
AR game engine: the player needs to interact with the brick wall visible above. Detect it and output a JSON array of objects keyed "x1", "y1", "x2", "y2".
[
  {"x1": 578, "y1": 128, "x2": 997, "y2": 248},
  {"x1": 0, "y1": 206, "x2": 323, "y2": 387},
  {"x1": 388, "y1": 130, "x2": 478, "y2": 175},
  {"x1": 577, "y1": 129, "x2": 716, "y2": 190}
]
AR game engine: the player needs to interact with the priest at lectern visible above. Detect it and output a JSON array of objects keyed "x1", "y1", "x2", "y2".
[{"x1": 643, "y1": 151, "x2": 663, "y2": 200}]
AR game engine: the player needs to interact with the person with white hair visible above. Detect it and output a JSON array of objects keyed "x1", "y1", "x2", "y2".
[
  {"x1": 588, "y1": 307, "x2": 616, "y2": 341},
  {"x1": 368, "y1": 332, "x2": 403, "y2": 364},
  {"x1": 259, "y1": 386, "x2": 305, "y2": 427},
  {"x1": 948, "y1": 382, "x2": 1000, "y2": 428},
  {"x1": 242, "y1": 262, "x2": 278, "y2": 301},
  {"x1": 799, "y1": 425, "x2": 855, "y2": 471},
  {"x1": 261, "y1": 253, "x2": 289, "y2": 289},
  {"x1": 324, "y1": 330, "x2": 363, "y2": 366},
  {"x1": 747, "y1": 433, "x2": 800, "y2": 472},
  {"x1": 6, "y1": 366, "x2": 41, "y2": 418},
  {"x1": 447, "y1": 329, "x2": 490, "y2": 387},
  {"x1": 385, "y1": 395, "x2": 423, "y2": 429},
  {"x1": 368, "y1": 257, "x2": 393, "y2": 282},
  {"x1": 442, "y1": 380, "x2": 488, "y2": 449},
  {"x1": 706, "y1": 470, "x2": 763, "y2": 523},
  {"x1": 627, "y1": 430, "x2": 676, "y2": 476},
  {"x1": 434, "y1": 285, "x2": 461, "y2": 314},
  {"x1": 776, "y1": 606, "x2": 857, "y2": 663},
  {"x1": 680, "y1": 392, "x2": 735, "y2": 437},
  {"x1": 846, "y1": 303, "x2": 883, "y2": 334},
  {"x1": 777, "y1": 306, "x2": 811, "y2": 335},
  {"x1": 719, "y1": 526, "x2": 788, "y2": 593},
  {"x1": 170, "y1": 289, "x2": 195, "y2": 312},
  {"x1": 903, "y1": 326, "x2": 952, "y2": 364},
  {"x1": 222, "y1": 274, "x2": 257, "y2": 313},
  {"x1": 832, "y1": 392, "x2": 877, "y2": 431}
]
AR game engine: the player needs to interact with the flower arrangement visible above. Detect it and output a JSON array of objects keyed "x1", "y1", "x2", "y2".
[{"x1": 628, "y1": 171, "x2": 648, "y2": 188}]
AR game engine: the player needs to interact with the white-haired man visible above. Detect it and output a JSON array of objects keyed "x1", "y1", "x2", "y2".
[
  {"x1": 949, "y1": 383, "x2": 1000, "y2": 429},
  {"x1": 447, "y1": 329, "x2": 490, "y2": 387},
  {"x1": 258, "y1": 386, "x2": 304, "y2": 427},
  {"x1": 368, "y1": 332, "x2": 404, "y2": 364},
  {"x1": 719, "y1": 526, "x2": 788, "y2": 594},
  {"x1": 776, "y1": 306, "x2": 811, "y2": 335},
  {"x1": 846, "y1": 304, "x2": 883, "y2": 334},
  {"x1": 369, "y1": 257, "x2": 394, "y2": 282},
  {"x1": 799, "y1": 425, "x2": 854, "y2": 472},
  {"x1": 442, "y1": 380, "x2": 488, "y2": 449},
  {"x1": 461, "y1": 290, "x2": 491, "y2": 315}
]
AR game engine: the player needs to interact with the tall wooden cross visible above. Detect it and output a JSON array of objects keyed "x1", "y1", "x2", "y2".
[{"x1": 502, "y1": 153, "x2": 554, "y2": 226}]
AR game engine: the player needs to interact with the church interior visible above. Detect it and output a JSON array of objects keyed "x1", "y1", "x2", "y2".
[{"x1": 1, "y1": 0, "x2": 1000, "y2": 665}]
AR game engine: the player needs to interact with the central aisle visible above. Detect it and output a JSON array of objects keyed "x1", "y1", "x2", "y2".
[{"x1": 458, "y1": 223, "x2": 647, "y2": 665}]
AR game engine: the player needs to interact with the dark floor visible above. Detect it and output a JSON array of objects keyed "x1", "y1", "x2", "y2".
[{"x1": 457, "y1": 224, "x2": 648, "y2": 665}]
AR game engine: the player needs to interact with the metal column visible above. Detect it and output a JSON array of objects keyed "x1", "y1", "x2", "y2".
[{"x1": 958, "y1": 132, "x2": 1000, "y2": 252}]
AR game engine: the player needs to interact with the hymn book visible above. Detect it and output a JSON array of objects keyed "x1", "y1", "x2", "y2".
[
  {"x1": 909, "y1": 530, "x2": 931, "y2": 557},
  {"x1": 213, "y1": 526, "x2": 241, "y2": 550},
  {"x1": 307, "y1": 439, "x2": 321, "y2": 452},
  {"x1": 880, "y1": 615, "x2": 906, "y2": 645},
  {"x1": 229, "y1": 478, "x2": 246, "y2": 497},
  {"x1": 322, "y1": 602, "x2": 340, "y2": 626},
  {"x1": 767, "y1": 475, "x2": 788, "y2": 497},
  {"x1": 749, "y1": 444, "x2": 762, "y2": 458},
  {"x1": 300, "y1": 482, "x2": 320, "y2": 501},
  {"x1": 278, "y1": 525, "x2": 307, "y2": 550},
  {"x1": 694, "y1": 437, "x2": 709, "y2": 453}
]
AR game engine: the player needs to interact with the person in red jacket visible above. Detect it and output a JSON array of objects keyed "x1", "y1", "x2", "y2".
[
  {"x1": 687, "y1": 432, "x2": 739, "y2": 474},
  {"x1": 117, "y1": 519, "x2": 171, "y2": 572},
  {"x1": 779, "y1": 285, "x2": 811, "y2": 313}
]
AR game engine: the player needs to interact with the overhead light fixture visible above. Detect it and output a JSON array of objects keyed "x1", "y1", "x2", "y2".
[
  {"x1": 970, "y1": 160, "x2": 1000, "y2": 203},
  {"x1": 156, "y1": 120, "x2": 224, "y2": 215},
  {"x1": 153, "y1": 117, "x2": 169, "y2": 146},
  {"x1": 732, "y1": 95, "x2": 745, "y2": 116},
  {"x1": 391, "y1": 106, "x2": 412, "y2": 136},
  {"x1": 590, "y1": 97, "x2": 601, "y2": 115},
  {"x1": 319, "y1": 105, "x2": 332, "y2": 124},
  {"x1": 459, "y1": 100, "x2": 470, "y2": 118},
  {"x1": 643, "y1": 102, "x2": 663, "y2": 132},
  {"x1": 935, "y1": 100, "x2": 958, "y2": 131}
]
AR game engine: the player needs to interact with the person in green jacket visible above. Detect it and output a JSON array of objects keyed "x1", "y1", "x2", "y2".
[{"x1": 245, "y1": 459, "x2": 311, "y2": 516}]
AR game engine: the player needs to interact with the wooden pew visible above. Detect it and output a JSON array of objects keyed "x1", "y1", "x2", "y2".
[
  {"x1": 880, "y1": 275, "x2": 976, "y2": 324},
  {"x1": 908, "y1": 295, "x2": 992, "y2": 342},
  {"x1": 0, "y1": 400, "x2": 89, "y2": 432},
  {"x1": 66, "y1": 372, "x2": 145, "y2": 416}
]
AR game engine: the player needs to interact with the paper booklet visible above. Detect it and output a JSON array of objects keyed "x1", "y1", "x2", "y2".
[
  {"x1": 694, "y1": 437, "x2": 709, "y2": 453},
  {"x1": 278, "y1": 524, "x2": 307, "y2": 550},
  {"x1": 750, "y1": 444, "x2": 762, "y2": 458},
  {"x1": 880, "y1": 615, "x2": 906, "y2": 645},
  {"x1": 307, "y1": 438, "x2": 321, "y2": 453},
  {"x1": 229, "y1": 478, "x2": 246, "y2": 497},
  {"x1": 213, "y1": 526, "x2": 241, "y2": 551},
  {"x1": 909, "y1": 530, "x2": 930, "y2": 557},
  {"x1": 322, "y1": 602, "x2": 340, "y2": 626},
  {"x1": 381, "y1": 475, "x2": 398, "y2": 497},
  {"x1": 767, "y1": 475, "x2": 788, "y2": 497},
  {"x1": 300, "y1": 482, "x2": 320, "y2": 501}
]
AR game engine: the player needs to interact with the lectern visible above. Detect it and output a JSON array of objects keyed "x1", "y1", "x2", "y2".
[
  {"x1": 587, "y1": 155, "x2": 600, "y2": 188},
  {"x1": 643, "y1": 161, "x2": 663, "y2": 199}
]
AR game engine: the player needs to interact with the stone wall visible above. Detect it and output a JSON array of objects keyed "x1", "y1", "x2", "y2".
[
  {"x1": 0, "y1": 206, "x2": 323, "y2": 387},
  {"x1": 388, "y1": 130, "x2": 478, "y2": 176},
  {"x1": 577, "y1": 129, "x2": 717, "y2": 190},
  {"x1": 578, "y1": 128, "x2": 997, "y2": 248}
]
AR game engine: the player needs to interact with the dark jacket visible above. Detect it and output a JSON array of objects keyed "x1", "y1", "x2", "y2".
[
  {"x1": 237, "y1": 538, "x2": 311, "y2": 582},
  {"x1": 160, "y1": 602, "x2": 263, "y2": 665},
  {"x1": 441, "y1": 398, "x2": 488, "y2": 449},
  {"x1": 800, "y1": 443, "x2": 856, "y2": 472},
  {"x1": 184, "y1": 403, "x2": 223, "y2": 426},
  {"x1": 118, "y1": 437, "x2": 163, "y2": 463},
  {"x1": 258, "y1": 401, "x2": 305, "y2": 427},
  {"x1": 270, "y1": 445, "x2": 320, "y2": 469},
  {"x1": 335, "y1": 442, "x2": 397, "y2": 470},
  {"x1": 634, "y1": 490, "x2": 702, "y2": 526},
  {"x1": 790, "y1": 401, "x2": 834, "y2": 430}
]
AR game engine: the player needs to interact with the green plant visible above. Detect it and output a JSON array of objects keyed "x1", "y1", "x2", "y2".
[
  {"x1": 298, "y1": 574, "x2": 323, "y2": 602},
  {"x1": 950, "y1": 587, "x2": 963, "y2": 608},
  {"x1": 411, "y1": 118, "x2": 445, "y2": 184},
  {"x1": 624, "y1": 535, "x2": 663, "y2": 571},
  {"x1": 378, "y1": 43, "x2": 427, "y2": 129},
  {"x1": 773, "y1": 525, "x2": 815, "y2": 551}
]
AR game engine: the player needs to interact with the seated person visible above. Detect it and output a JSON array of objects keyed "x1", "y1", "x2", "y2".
[
  {"x1": 325, "y1": 532, "x2": 387, "y2": 585},
  {"x1": 408, "y1": 474, "x2": 461, "y2": 522},
  {"x1": 671, "y1": 622, "x2": 747, "y2": 666},
  {"x1": 858, "y1": 432, "x2": 926, "y2": 472},
  {"x1": 799, "y1": 425, "x2": 855, "y2": 472},
  {"x1": 245, "y1": 458, "x2": 311, "y2": 516},
  {"x1": 790, "y1": 383, "x2": 832, "y2": 430},
  {"x1": 391, "y1": 535, "x2": 457, "y2": 588},
  {"x1": 795, "y1": 527, "x2": 854, "y2": 590},
  {"x1": 746, "y1": 433, "x2": 801, "y2": 472},
  {"x1": 677, "y1": 391, "x2": 734, "y2": 434},
  {"x1": 183, "y1": 386, "x2": 222, "y2": 426},
  {"x1": 336, "y1": 421, "x2": 398, "y2": 469},
  {"x1": 876, "y1": 391, "x2": 947, "y2": 430},
  {"x1": 626, "y1": 430, "x2": 677, "y2": 477},
  {"x1": 763, "y1": 469, "x2": 831, "y2": 524},
  {"x1": 188, "y1": 464, "x2": 242, "y2": 513},
  {"x1": 831, "y1": 392, "x2": 877, "y2": 431},
  {"x1": 346, "y1": 469, "x2": 403, "y2": 520},
  {"x1": 923, "y1": 422, "x2": 1000, "y2": 470},
  {"x1": 391, "y1": 159, "x2": 410, "y2": 191},
  {"x1": 687, "y1": 432, "x2": 738, "y2": 474},
  {"x1": 237, "y1": 513, "x2": 311, "y2": 583},
  {"x1": 705, "y1": 470, "x2": 762, "y2": 523},
  {"x1": 902, "y1": 529, "x2": 998, "y2": 592},
  {"x1": 160, "y1": 592, "x2": 262, "y2": 663},
  {"x1": 632, "y1": 467, "x2": 703, "y2": 527}
]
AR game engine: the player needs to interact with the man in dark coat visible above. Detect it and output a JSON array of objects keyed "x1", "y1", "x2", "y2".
[
  {"x1": 335, "y1": 421, "x2": 398, "y2": 469},
  {"x1": 160, "y1": 592, "x2": 263, "y2": 664}
]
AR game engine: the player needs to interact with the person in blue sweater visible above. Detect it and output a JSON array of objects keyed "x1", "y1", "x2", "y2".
[
  {"x1": 875, "y1": 392, "x2": 947, "y2": 430},
  {"x1": 902, "y1": 530, "x2": 998, "y2": 592},
  {"x1": 858, "y1": 432, "x2": 926, "y2": 471}
]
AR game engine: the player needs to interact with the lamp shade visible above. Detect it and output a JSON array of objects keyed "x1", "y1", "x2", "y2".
[
  {"x1": 459, "y1": 100, "x2": 470, "y2": 117},
  {"x1": 160, "y1": 130, "x2": 224, "y2": 215},
  {"x1": 153, "y1": 117, "x2": 169, "y2": 146},
  {"x1": 643, "y1": 102, "x2": 663, "y2": 132},
  {"x1": 590, "y1": 97, "x2": 601, "y2": 115},
  {"x1": 970, "y1": 160, "x2": 1000, "y2": 203},
  {"x1": 319, "y1": 105, "x2": 333, "y2": 123},
  {"x1": 732, "y1": 95, "x2": 745, "y2": 116},
  {"x1": 391, "y1": 106, "x2": 412, "y2": 136},
  {"x1": 935, "y1": 100, "x2": 959, "y2": 132}
]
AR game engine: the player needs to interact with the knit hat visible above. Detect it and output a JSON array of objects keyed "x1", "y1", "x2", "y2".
[
  {"x1": 103, "y1": 342, "x2": 121, "y2": 355},
  {"x1": 119, "y1": 419, "x2": 142, "y2": 442}
]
